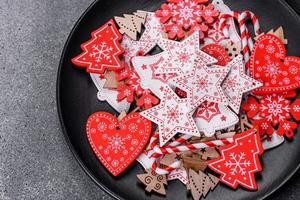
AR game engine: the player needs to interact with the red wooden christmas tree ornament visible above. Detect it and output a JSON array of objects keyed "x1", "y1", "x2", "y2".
[
  {"x1": 208, "y1": 128, "x2": 264, "y2": 190},
  {"x1": 72, "y1": 20, "x2": 124, "y2": 74}
]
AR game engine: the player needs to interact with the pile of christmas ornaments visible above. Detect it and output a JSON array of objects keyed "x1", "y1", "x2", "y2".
[{"x1": 72, "y1": 0, "x2": 300, "y2": 199}]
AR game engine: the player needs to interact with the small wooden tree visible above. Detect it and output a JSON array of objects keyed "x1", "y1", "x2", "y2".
[
  {"x1": 114, "y1": 11, "x2": 147, "y2": 40},
  {"x1": 137, "y1": 169, "x2": 167, "y2": 195},
  {"x1": 187, "y1": 169, "x2": 219, "y2": 200}
]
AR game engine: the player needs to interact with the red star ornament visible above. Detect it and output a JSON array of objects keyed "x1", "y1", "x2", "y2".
[
  {"x1": 250, "y1": 34, "x2": 300, "y2": 95},
  {"x1": 86, "y1": 112, "x2": 152, "y2": 176},
  {"x1": 140, "y1": 86, "x2": 200, "y2": 146},
  {"x1": 155, "y1": 31, "x2": 216, "y2": 75},
  {"x1": 194, "y1": 101, "x2": 239, "y2": 137},
  {"x1": 208, "y1": 128, "x2": 264, "y2": 190},
  {"x1": 170, "y1": 59, "x2": 230, "y2": 108},
  {"x1": 72, "y1": 20, "x2": 124, "y2": 74},
  {"x1": 222, "y1": 55, "x2": 263, "y2": 113}
]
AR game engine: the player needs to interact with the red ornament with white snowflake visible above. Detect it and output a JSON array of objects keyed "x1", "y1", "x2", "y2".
[
  {"x1": 208, "y1": 128, "x2": 264, "y2": 190},
  {"x1": 86, "y1": 112, "x2": 152, "y2": 176},
  {"x1": 116, "y1": 64, "x2": 159, "y2": 109},
  {"x1": 155, "y1": 0, "x2": 219, "y2": 40},
  {"x1": 72, "y1": 20, "x2": 124, "y2": 74},
  {"x1": 242, "y1": 94, "x2": 300, "y2": 138}
]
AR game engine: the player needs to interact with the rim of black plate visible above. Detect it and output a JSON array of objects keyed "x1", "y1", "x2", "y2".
[{"x1": 56, "y1": 0, "x2": 300, "y2": 200}]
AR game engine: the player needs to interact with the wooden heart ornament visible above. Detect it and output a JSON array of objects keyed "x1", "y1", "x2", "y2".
[
  {"x1": 86, "y1": 112, "x2": 152, "y2": 176},
  {"x1": 250, "y1": 34, "x2": 300, "y2": 95}
]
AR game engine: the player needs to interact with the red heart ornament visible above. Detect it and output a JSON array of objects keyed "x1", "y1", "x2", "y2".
[
  {"x1": 86, "y1": 112, "x2": 152, "y2": 176},
  {"x1": 250, "y1": 34, "x2": 300, "y2": 95}
]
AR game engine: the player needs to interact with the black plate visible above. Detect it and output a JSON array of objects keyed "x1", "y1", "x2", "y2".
[{"x1": 57, "y1": 0, "x2": 300, "y2": 199}]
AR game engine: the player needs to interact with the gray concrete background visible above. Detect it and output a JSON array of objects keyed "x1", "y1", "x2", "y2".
[{"x1": 0, "y1": 0, "x2": 299, "y2": 199}]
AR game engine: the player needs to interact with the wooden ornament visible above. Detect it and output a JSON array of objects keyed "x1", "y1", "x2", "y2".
[
  {"x1": 224, "y1": 42, "x2": 243, "y2": 60},
  {"x1": 207, "y1": 173, "x2": 219, "y2": 190},
  {"x1": 114, "y1": 11, "x2": 146, "y2": 40},
  {"x1": 255, "y1": 26, "x2": 288, "y2": 44},
  {"x1": 268, "y1": 26, "x2": 288, "y2": 44},
  {"x1": 240, "y1": 115, "x2": 253, "y2": 132},
  {"x1": 133, "y1": 11, "x2": 147, "y2": 32},
  {"x1": 103, "y1": 70, "x2": 119, "y2": 89},
  {"x1": 182, "y1": 156, "x2": 207, "y2": 172},
  {"x1": 216, "y1": 131, "x2": 236, "y2": 139},
  {"x1": 117, "y1": 110, "x2": 127, "y2": 121},
  {"x1": 187, "y1": 169, "x2": 219, "y2": 200},
  {"x1": 160, "y1": 154, "x2": 177, "y2": 166},
  {"x1": 198, "y1": 147, "x2": 220, "y2": 160},
  {"x1": 137, "y1": 169, "x2": 167, "y2": 195}
]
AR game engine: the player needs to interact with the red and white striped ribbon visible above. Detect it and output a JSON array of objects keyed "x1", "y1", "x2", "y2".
[
  {"x1": 150, "y1": 133, "x2": 192, "y2": 158},
  {"x1": 151, "y1": 158, "x2": 182, "y2": 175},
  {"x1": 219, "y1": 10, "x2": 261, "y2": 68},
  {"x1": 149, "y1": 133, "x2": 191, "y2": 174},
  {"x1": 152, "y1": 138, "x2": 234, "y2": 155},
  {"x1": 148, "y1": 133, "x2": 234, "y2": 175}
]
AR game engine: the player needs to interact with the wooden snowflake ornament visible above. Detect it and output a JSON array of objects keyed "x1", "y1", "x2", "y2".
[
  {"x1": 72, "y1": 20, "x2": 124, "y2": 74},
  {"x1": 208, "y1": 128, "x2": 264, "y2": 190}
]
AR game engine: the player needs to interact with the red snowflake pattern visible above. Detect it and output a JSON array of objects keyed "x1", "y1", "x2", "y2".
[
  {"x1": 155, "y1": 0, "x2": 219, "y2": 40},
  {"x1": 116, "y1": 65, "x2": 159, "y2": 109},
  {"x1": 136, "y1": 90, "x2": 160, "y2": 109},
  {"x1": 195, "y1": 101, "x2": 221, "y2": 123},
  {"x1": 242, "y1": 93, "x2": 300, "y2": 138}
]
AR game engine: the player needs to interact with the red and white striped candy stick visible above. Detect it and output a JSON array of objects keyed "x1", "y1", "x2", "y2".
[
  {"x1": 151, "y1": 158, "x2": 182, "y2": 175},
  {"x1": 150, "y1": 133, "x2": 192, "y2": 158},
  {"x1": 149, "y1": 133, "x2": 191, "y2": 174},
  {"x1": 152, "y1": 138, "x2": 234, "y2": 155},
  {"x1": 240, "y1": 10, "x2": 261, "y2": 51},
  {"x1": 219, "y1": 11, "x2": 261, "y2": 68},
  {"x1": 149, "y1": 133, "x2": 234, "y2": 174}
]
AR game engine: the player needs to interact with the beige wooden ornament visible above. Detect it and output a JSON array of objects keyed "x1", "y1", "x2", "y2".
[
  {"x1": 103, "y1": 70, "x2": 119, "y2": 89},
  {"x1": 240, "y1": 115, "x2": 253, "y2": 132},
  {"x1": 137, "y1": 169, "x2": 167, "y2": 195},
  {"x1": 133, "y1": 11, "x2": 147, "y2": 32},
  {"x1": 160, "y1": 154, "x2": 177, "y2": 166},
  {"x1": 182, "y1": 156, "x2": 207, "y2": 172},
  {"x1": 114, "y1": 11, "x2": 146, "y2": 40},
  {"x1": 117, "y1": 110, "x2": 127, "y2": 121},
  {"x1": 198, "y1": 147, "x2": 219, "y2": 160},
  {"x1": 187, "y1": 169, "x2": 219, "y2": 200},
  {"x1": 268, "y1": 26, "x2": 288, "y2": 44},
  {"x1": 216, "y1": 131, "x2": 236, "y2": 139},
  {"x1": 255, "y1": 26, "x2": 288, "y2": 44},
  {"x1": 224, "y1": 42, "x2": 243, "y2": 60}
]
